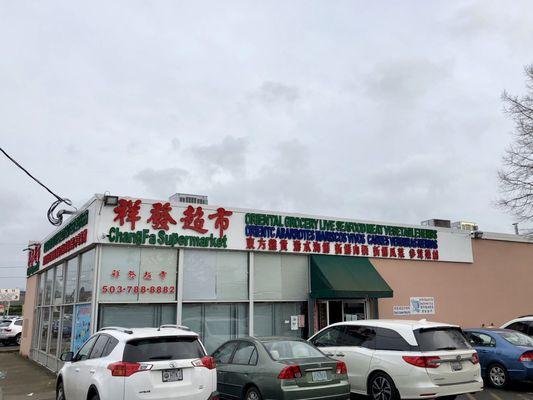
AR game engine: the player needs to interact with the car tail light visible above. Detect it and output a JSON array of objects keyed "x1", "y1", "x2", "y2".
[
  {"x1": 278, "y1": 365, "x2": 302, "y2": 379},
  {"x1": 336, "y1": 361, "x2": 347, "y2": 374},
  {"x1": 107, "y1": 362, "x2": 152, "y2": 377},
  {"x1": 519, "y1": 351, "x2": 533, "y2": 362},
  {"x1": 471, "y1": 353, "x2": 479, "y2": 364},
  {"x1": 192, "y1": 356, "x2": 217, "y2": 370},
  {"x1": 208, "y1": 393, "x2": 220, "y2": 400},
  {"x1": 402, "y1": 356, "x2": 441, "y2": 368}
]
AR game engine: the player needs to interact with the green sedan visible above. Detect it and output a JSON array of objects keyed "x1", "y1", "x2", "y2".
[{"x1": 212, "y1": 336, "x2": 351, "y2": 400}]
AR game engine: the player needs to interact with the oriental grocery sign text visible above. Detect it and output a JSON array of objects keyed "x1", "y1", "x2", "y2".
[{"x1": 245, "y1": 213, "x2": 440, "y2": 261}]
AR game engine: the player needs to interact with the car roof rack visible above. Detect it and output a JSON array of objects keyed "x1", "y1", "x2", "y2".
[
  {"x1": 99, "y1": 326, "x2": 133, "y2": 334},
  {"x1": 157, "y1": 324, "x2": 191, "y2": 331}
]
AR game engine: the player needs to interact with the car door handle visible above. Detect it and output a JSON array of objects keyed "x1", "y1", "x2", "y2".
[
  {"x1": 324, "y1": 352, "x2": 334, "y2": 357},
  {"x1": 90, "y1": 369, "x2": 96, "y2": 374},
  {"x1": 336, "y1": 353, "x2": 345, "y2": 357}
]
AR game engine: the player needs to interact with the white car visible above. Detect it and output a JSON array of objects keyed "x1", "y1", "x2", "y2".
[
  {"x1": 309, "y1": 319, "x2": 483, "y2": 400},
  {"x1": 500, "y1": 315, "x2": 533, "y2": 336},
  {"x1": 0, "y1": 317, "x2": 23, "y2": 345},
  {"x1": 56, "y1": 325, "x2": 218, "y2": 400}
]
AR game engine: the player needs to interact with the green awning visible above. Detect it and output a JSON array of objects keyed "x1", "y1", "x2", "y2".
[{"x1": 310, "y1": 255, "x2": 393, "y2": 299}]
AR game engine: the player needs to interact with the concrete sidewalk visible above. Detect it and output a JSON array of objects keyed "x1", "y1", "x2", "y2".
[{"x1": 0, "y1": 352, "x2": 56, "y2": 400}]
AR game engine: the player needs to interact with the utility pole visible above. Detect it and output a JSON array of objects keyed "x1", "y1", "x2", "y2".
[{"x1": 512, "y1": 223, "x2": 519, "y2": 235}]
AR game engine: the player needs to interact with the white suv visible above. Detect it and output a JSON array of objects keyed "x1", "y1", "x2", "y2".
[
  {"x1": 500, "y1": 315, "x2": 533, "y2": 336},
  {"x1": 309, "y1": 319, "x2": 483, "y2": 400},
  {"x1": 0, "y1": 317, "x2": 23, "y2": 346},
  {"x1": 56, "y1": 325, "x2": 218, "y2": 400}
]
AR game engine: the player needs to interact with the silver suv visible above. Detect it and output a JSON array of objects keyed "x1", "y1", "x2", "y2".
[
  {"x1": 501, "y1": 315, "x2": 533, "y2": 336},
  {"x1": 0, "y1": 317, "x2": 23, "y2": 346}
]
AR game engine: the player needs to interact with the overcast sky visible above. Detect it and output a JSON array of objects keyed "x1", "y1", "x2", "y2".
[{"x1": 1, "y1": 1, "x2": 533, "y2": 289}]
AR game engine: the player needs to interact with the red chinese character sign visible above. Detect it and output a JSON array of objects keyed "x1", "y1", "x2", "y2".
[
  {"x1": 147, "y1": 202, "x2": 177, "y2": 230},
  {"x1": 209, "y1": 207, "x2": 233, "y2": 238},
  {"x1": 113, "y1": 199, "x2": 141, "y2": 230}
]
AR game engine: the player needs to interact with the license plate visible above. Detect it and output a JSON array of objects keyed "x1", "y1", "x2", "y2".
[
  {"x1": 451, "y1": 361, "x2": 463, "y2": 371},
  {"x1": 162, "y1": 368, "x2": 183, "y2": 382},
  {"x1": 312, "y1": 370, "x2": 328, "y2": 382}
]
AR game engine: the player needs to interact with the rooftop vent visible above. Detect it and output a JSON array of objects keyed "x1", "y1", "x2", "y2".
[
  {"x1": 451, "y1": 221, "x2": 479, "y2": 231},
  {"x1": 169, "y1": 193, "x2": 208, "y2": 205},
  {"x1": 421, "y1": 219, "x2": 451, "y2": 228}
]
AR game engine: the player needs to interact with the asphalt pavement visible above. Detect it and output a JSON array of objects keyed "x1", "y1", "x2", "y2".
[{"x1": 0, "y1": 350, "x2": 532, "y2": 400}]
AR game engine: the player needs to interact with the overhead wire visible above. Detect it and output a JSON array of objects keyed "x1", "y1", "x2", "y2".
[{"x1": 0, "y1": 147, "x2": 76, "y2": 226}]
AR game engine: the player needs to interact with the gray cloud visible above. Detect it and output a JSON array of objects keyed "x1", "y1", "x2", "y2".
[
  {"x1": 249, "y1": 81, "x2": 300, "y2": 106},
  {"x1": 189, "y1": 136, "x2": 249, "y2": 177},
  {"x1": 134, "y1": 168, "x2": 189, "y2": 198}
]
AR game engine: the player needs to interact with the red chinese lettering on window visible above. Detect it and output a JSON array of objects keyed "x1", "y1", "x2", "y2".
[
  {"x1": 111, "y1": 269, "x2": 120, "y2": 278},
  {"x1": 208, "y1": 208, "x2": 233, "y2": 238},
  {"x1": 128, "y1": 270, "x2": 136, "y2": 280},
  {"x1": 268, "y1": 239, "x2": 277, "y2": 251},
  {"x1": 159, "y1": 271, "x2": 167, "y2": 280},
  {"x1": 143, "y1": 271, "x2": 152, "y2": 280},
  {"x1": 147, "y1": 202, "x2": 177, "y2": 230},
  {"x1": 113, "y1": 199, "x2": 142, "y2": 230},
  {"x1": 180, "y1": 206, "x2": 208, "y2": 234}
]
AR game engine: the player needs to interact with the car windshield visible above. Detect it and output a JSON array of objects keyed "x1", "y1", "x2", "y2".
[
  {"x1": 500, "y1": 331, "x2": 533, "y2": 347},
  {"x1": 414, "y1": 327, "x2": 471, "y2": 351},
  {"x1": 263, "y1": 340, "x2": 323, "y2": 360},
  {"x1": 123, "y1": 336, "x2": 205, "y2": 362}
]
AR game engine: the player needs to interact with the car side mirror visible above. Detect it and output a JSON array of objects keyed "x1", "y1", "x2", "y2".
[{"x1": 60, "y1": 351, "x2": 74, "y2": 362}]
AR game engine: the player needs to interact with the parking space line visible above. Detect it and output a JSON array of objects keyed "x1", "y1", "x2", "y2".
[
  {"x1": 467, "y1": 393, "x2": 477, "y2": 400},
  {"x1": 488, "y1": 391, "x2": 505, "y2": 400}
]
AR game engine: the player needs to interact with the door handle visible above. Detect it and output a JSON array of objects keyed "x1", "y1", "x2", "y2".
[
  {"x1": 90, "y1": 369, "x2": 96, "y2": 374},
  {"x1": 324, "y1": 352, "x2": 334, "y2": 357},
  {"x1": 336, "y1": 353, "x2": 345, "y2": 357}
]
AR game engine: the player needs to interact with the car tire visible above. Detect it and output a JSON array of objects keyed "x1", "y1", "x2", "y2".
[
  {"x1": 90, "y1": 392, "x2": 100, "y2": 400},
  {"x1": 244, "y1": 386, "x2": 262, "y2": 400},
  {"x1": 369, "y1": 372, "x2": 399, "y2": 400},
  {"x1": 487, "y1": 363, "x2": 509, "y2": 388},
  {"x1": 15, "y1": 334, "x2": 21, "y2": 346},
  {"x1": 56, "y1": 381, "x2": 66, "y2": 400}
]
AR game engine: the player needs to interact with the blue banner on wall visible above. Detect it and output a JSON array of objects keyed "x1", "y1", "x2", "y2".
[{"x1": 73, "y1": 304, "x2": 92, "y2": 353}]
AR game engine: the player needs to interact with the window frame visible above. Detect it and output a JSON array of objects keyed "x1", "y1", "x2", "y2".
[
  {"x1": 230, "y1": 340, "x2": 258, "y2": 366},
  {"x1": 212, "y1": 340, "x2": 239, "y2": 365},
  {"x1": 74, "y1": 334, "x2": 99, "y2": 362},
  {"x1": 466, "y1": 331, "x2": 496, "y2": 348}
]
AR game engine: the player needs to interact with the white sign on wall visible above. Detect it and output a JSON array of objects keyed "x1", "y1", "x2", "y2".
[
  {"x1": 393, "y1": 305, "x2": 411, "y2": 316},
  {"x1": 410, "y1": 297, "x2": 435, "y2": 315}
]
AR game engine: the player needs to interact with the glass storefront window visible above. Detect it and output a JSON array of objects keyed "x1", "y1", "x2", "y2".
[
  {"x1": 49, "y1": 306, "x2": 61, "y2": 356},
  {"x1": 254, "y1": 302, "x2": 308, "y2": 338},
  {"x1": 254, "y1": 254, "x2": 308, "y2": 301},
  {"x1": 183, "y1": 250, "x2": 248, "y2": 301},
  {"x1": 78, "y1": 248, "x2": 95, "y2": 302},
  {"x1": 44, "y1": 270, "x2": 54, "y2": 305},
  {"x1": 100, "y1": 247, "x2": 178, "y2": 302},
  {"x1": 60, "y1": 305, "x2": 73, "y2": 355},
  {"x1": 65, "y1": 257, "x2": 78, "y2": 304},
  {"x1": 182, "y1": 303, "x2": 248, "y2": 353},
  {"x1": 32, "y1": 308, "x2": 41, "y2": 349},
  {"x1": 40, "y1": 307, "x2": 50, "y2": 352},
  {"x1": 98, "y1": 303, "x2": 176, "y2": 329},
  {"x1": 54, "y1": 264, "x2": 64, "y2": 305},
  {"x1": 38, "y1": 273, "x2": 45, "y2": 305}
]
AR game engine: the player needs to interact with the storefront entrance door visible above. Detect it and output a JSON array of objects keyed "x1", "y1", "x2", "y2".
[{"x1": 316, "y1": 300, "x2": 367, "y2": 331}]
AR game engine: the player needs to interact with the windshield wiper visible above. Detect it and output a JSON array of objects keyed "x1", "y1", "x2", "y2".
[
  {"x1": 435, "y1": 346, "x2": 457, "y2": 351},
  {"x1": 148, "y1": 355, "x2": 173, "y2": 360}
]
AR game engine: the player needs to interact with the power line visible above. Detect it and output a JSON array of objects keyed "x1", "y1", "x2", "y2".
[{"x1": 0, "y1": 147, "x2": 76, "y2": 226}]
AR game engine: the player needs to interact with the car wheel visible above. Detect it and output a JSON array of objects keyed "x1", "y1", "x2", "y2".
[
  {"x1": 369, "y1": 373, "x2": 399, "y2": 400},
  {"x1": 90, "y1": 392, "x2": 100, "y2": 400},
  {"x1": 56, "y1": 381, "x2": 66, "y2": 400},
  {"x1": 15, "y1": 334, "x2": 21, "y2": 346},
  {"x1": 244, "y1": 386, "x2": 262, "y2": 400},
  {"x1": 488, "y1": 364, "x2": 508, "y2": 388}
]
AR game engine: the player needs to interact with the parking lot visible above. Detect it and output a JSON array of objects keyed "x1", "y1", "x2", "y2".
[{"x1": 0, "y1": 351, "x2": 531, "y2": 400}]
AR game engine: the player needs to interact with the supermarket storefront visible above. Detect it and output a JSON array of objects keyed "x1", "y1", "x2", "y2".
[{"x1": 20, "y1": 194, "x2": 476, "y2": 371}]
